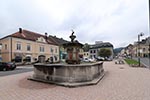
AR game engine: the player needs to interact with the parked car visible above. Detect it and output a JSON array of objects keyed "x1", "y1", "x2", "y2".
[
  {"x1": 83, "y1": 57, "x2": 96, "y2": 63},
  {"x1": 0, "y1": 62, "x2": 16, "y2": 71},
  {"x1": 95, "y1": 56, "x2": 105, "y2": 61},
  {"x1": 83, "y1": 57, "x2": 90, "y2": 62},
  {"x1": 104, "y1": 57, "x2": 113, "y2": 61},
  {"x1": 89, "y1": 58, "x2": 96, "y2": 62}
]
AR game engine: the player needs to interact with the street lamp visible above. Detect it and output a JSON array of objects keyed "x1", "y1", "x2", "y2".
[
  {"x1": 138, "y1": 32, "x2": 144, "y2": 66},
  {"x1": 147, "y1": 37, "x2": 150, "y2": 68},
  {"x1": 149, "y1": 42, "x2": 150, "y2": 68}
]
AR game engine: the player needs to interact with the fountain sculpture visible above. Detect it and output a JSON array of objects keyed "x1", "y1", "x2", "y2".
[{"x1": 29, "y1": 31, "x2": 105, "y2": 87}]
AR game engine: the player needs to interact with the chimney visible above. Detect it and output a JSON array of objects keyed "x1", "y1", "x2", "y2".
[
  {"x1": 45, "y1": 32, "x2": 48, "y2": 40},
  {"x1": 19, "y1": 28, "x2": 22, "y2": 33},
  {"x1": 45, "y1": 32, "x2": 47, "y2": 36}
]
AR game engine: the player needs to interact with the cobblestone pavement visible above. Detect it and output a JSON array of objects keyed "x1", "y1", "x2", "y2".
[{"x1": 0, "y1": 61, "x2": 150, "y2": 100}]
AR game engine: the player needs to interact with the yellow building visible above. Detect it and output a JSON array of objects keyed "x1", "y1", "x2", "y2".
[
  {"x1": 0, "y1": 28, "x2": 59, "y2": 63},
  {"x1": 132, "y1": 37, "x2": 150, "y2": 58}
]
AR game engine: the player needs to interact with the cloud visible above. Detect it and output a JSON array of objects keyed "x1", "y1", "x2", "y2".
[{"x1": 0, "y1": 0, "x2": 149, "y2": 48}]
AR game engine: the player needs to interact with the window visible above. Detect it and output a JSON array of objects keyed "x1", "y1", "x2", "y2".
[
  {"x1": 94, "y1": 55, "x2": 96, "y2": 58},
  {"x1": 17, "y1": 43, "x2": 21, "y2": 50},
  {"x1": 40, "y1": 46, "x2": 44, "y2": 52},
  {"x1": 27, "y1": 44, "x2": 31, "y2": 51},
  {"x1": 143, "y1": 48, "x2": 146, "y2": 52},
  {"x1": 55, "y1": 48, "x2": 57, "y2": 53},
  {"x1": 41, "y1": 38, "x2": 43, "y2": 42},
  {"x1": 4, "y1": 44, "x2": 7, "y2": 50},
  {"x1": 54, "y1": 56, "x2": 57, "y2": 61},
  {"x1": 50, "y1": 48, "x2": 53, "y2": 53},
  {"x1": 90, "y1": 50, "x2": 92, "y2": 53},
  {"x1": 94, "y1": 50, "x2": 96, "y2": 53}
]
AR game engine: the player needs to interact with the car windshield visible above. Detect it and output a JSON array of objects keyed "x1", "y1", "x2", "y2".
[{"x1": 85, "y1": 58, "x2": 88, "y2": 60}]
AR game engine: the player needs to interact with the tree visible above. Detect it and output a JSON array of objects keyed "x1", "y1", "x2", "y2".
[
  {"x1": 98, "y1": 48, "x2": 112, "y2": 58},
  {"x1": 83, "y1": 43, "x2": 90, "y2": 52}
]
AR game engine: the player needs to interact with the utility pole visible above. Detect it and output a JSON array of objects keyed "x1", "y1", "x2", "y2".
[{"x1": 138, "y1": 33, "x2": 144, "y2": 67}]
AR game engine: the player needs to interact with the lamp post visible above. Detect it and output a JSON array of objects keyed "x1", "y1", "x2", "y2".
[
  {"x1": 149, "y1": 43, "x2": 150, "y2": 68},
  {"x1": 148, "y1": 38, "x2": 150, "y2": 68},
  {"x1": 149, "y1": 42, "x2": 150, "y2": 68},
  {"x1": 138, "y1": 32, "x2": 144, "y2": 66}
]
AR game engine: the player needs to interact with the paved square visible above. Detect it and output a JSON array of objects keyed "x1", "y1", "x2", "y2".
[{"x1": 0, "y1": 61, "x2": 150, "y2": 100}]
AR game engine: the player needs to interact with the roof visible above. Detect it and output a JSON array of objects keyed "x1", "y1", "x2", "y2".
[
  {"x1": 90, "y1": 42, "x2": 113, "y2": 49},
  {"x1": 125, "y1": 44, "x2": 133, "y2": 49},
  {"x1": 136, "y1": 37, "x2": 150, "y2": 45},
  {"x1": 1, "y1": 29, "x2": 69, "y2": 45},
  {"x1": 146, "y1": 37, "x2": 150, "y2": 45},
  {"x1": 48, "y1": 35, "x2": 69, "y2": 45}
]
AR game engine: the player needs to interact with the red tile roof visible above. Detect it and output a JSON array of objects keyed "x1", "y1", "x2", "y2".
[{"x1": 7, "y1": 29, "x2": 57, "y2": 45}]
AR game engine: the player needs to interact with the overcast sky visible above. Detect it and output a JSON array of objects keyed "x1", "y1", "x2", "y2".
[{"x1": 0, "y1": 0, "x2": 149, "y2": 48}]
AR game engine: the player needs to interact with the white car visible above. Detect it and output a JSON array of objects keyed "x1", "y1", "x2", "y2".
[
  {"x1": 83, "y1": 57, "x2": 90, "y2": 62},
  {"x1": 83, "y1": 57, "x2": 96, "y2": 62},
  {"x1": 89, "y1": 58, "x2": 96, "y2": 62}
]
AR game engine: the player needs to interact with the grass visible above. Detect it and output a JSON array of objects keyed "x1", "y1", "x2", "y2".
[{"x1": 124, "y1": 58, "x2": 139, "y2": 65}]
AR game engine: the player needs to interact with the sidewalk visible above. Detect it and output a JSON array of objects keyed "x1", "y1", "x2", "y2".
[
  {"x1": 0, "y1": 61, "x2": 150, "y2": 100},
  {"x1": 133, "y1": 57, "x2": 150, "y2": 68}
]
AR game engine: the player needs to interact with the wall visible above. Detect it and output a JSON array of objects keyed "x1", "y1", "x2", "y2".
[
  {"x1": 0, "y1": 37, "x2": 59, "y2": 62},
  {"x1": 0, "y1": 37, "x2": 11, "y2": 62}
]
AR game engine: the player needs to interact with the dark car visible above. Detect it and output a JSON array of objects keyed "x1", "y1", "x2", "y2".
[{"x1": 0, "y1": 62, "x2": 16, "y2": 71}]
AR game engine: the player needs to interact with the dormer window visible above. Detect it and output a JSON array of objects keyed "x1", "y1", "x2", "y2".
[
  {"x1": 55, "y1": 48, "x2": 57, "y2": 53},
  {"x1": 41, "y1": 38, "x2": 43, "y2": 42},
  {"x1": 37, "y1": 37, "x2": 46, "y2": 43}
]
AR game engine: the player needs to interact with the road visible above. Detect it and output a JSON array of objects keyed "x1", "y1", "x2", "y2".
[
  {"x1": 133, "y1": 57, "x2": 150, "y2": 68},
  {"x1": 0, "y1": 65, "x2": 33, "y2": 77}
]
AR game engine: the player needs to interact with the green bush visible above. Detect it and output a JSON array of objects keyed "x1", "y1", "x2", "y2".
[
  {"x1": 98, "y1": 48, "x2": 112, "y2": 58},
  {"x1": 124, "y1": 59, "x2": 139, "y2": 65}
]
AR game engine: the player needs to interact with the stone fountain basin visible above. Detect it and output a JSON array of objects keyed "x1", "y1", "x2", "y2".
[{"x1": 29, "y1": 62, "x2": 104, "y2": 87}]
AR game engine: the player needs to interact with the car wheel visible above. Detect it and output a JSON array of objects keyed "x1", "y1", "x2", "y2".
[{"x1": 3, "y1": 68, "x2": 7, "y2": 71}]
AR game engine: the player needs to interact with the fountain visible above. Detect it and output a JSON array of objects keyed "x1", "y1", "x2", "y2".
[
  {"x1": 29, "y1": 31, "x2": 105, "y2": 87},
  {"x1": 64, "y1": 30, "x2": 83, "y2": 64}
]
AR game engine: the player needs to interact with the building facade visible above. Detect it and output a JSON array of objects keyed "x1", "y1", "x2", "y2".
[
  {"x1": 83, "y1": 52, "x2": 90, "y2": 58},
  {"x1": 48, "y1": 35, "x2": 69, "y2": 62},
  {"x1": 121, "y1": 37, "x2": 150, "y2": 58},
  {"x1": 89, "y1": 41, "x2": 114, "y2": 59},
  {"x1": 0, "y1": 28, "x2": 60, "y2": 63},
  {"x1": 0, "y1": 43, "x2": 2, "y2": 61}
]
